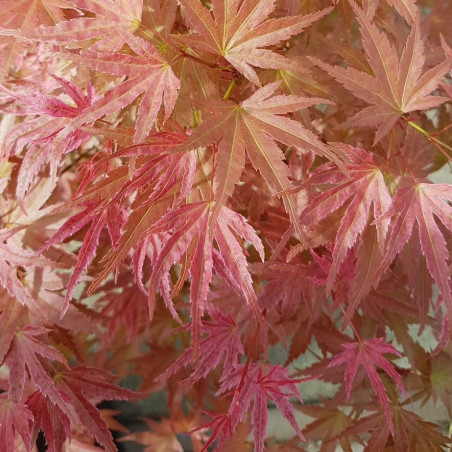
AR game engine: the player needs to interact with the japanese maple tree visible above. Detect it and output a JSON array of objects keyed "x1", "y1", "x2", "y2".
[{"x1": 0, "y1": 0, "x2": 452, "y2": 451}]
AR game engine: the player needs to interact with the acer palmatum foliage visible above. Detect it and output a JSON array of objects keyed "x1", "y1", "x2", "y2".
[{"x1": 0, "y1": 0, "x2": 451, "y2": 450}]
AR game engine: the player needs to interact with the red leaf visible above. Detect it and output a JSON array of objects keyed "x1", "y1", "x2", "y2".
[
  {"x1": 179, "y1": 0, "x2": 332, "y2": 85},
  {"x1": 375, "y1": 181, "x2": 452, "y2": 340},
  {"x1": 311, "y1": 4, "x2": 451, "y2": 142},
  {"x1": 296, "y1": 147, "x2": 391, "y2": 323},
  {"x1": 178, "y1": 82, "x2": 342, "y2": 243},
  {"x1": 64, "y1": 36, "x2": 180, "y2": 142},
  {"x1": 157, "y1": 308, "x2": 244, "y2": 386},
  {"x1": 7, "y1": 326, "x2": 68, "y2": 406},
  {"x1": 143, "y1": 202, "x2": 264, "y2": 355},
  {"x1": 216, "y1": 363, "x2": 306, "y2": 452},
  {"x1": 328, "y1": 338, "x2": 406, "y2": 434},
  {"x1": 0, "y1": 398, "x2": 34, "y2": 452},
  {"x1": 27, "y1": 390, "x2": 71, "y2": 452},
  {"x1": 6, "y1": 0, "x2": 143, "y2": 52},
  {"x1": 54, "y1": 366, "x2": 135, "y2": 452}
]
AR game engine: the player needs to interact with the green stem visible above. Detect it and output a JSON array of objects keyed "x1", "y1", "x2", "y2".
[
  {"x1": 222, "y1": 79, "x2": 235, "y2": 100},
  {"x1": 407, "y1": 120, "x2": 430, "y2": 138},
  {"x1": 407, "y1": 120, "x2": 452, "y2": 159}
]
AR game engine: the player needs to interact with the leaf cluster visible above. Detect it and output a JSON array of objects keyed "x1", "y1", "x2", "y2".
[{"x1": 0, "y1": 0, "x2": 451, "y2": 451}]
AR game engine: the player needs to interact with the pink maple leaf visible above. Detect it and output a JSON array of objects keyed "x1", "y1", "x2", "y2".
[
  {"x1": 328, "y1": 337, "x2": 406, "y2": 434},
  {"x1": 3, "y1": 75, "x2": 97, "y2": 201},
  {"x1": 157, "y1": 308, "x2": 244, "y2": 386},
  {"x1": 0, "y1": 398, "x2": 34, "y2": 452},
  {"x1": 216, "y1": 363, "x2": 306, "y2": 452},
  {"x1": 2, "y1": 0, "x2": 143, "y2": 53}
]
